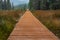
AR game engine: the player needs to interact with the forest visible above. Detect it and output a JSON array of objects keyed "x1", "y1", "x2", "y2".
[
  {"x1": 29, "y1": 0, "x2": 60, "y2": 10},
  {"x1": 0, "y1": 0, "x2": 14, "y2": 10},
  {"x1": 1, "y1": 0, "x2": 60, "y2": 10}
]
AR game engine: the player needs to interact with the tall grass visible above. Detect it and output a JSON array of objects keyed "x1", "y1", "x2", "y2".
[
  {"x1": 0, "y1": 10, "x2": 60, "y2": 40},
  {"x1": 0, "y1": 10, "x2": 23, "y2": 40},
  {"x1": 32, "y1": 10, "x2": 60, "y2": 38}
]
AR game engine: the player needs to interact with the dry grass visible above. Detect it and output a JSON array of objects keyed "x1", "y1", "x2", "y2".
[
  {"x1": 0, "y1": 10, "x2": 25, "y2": 21},
  {"x1": 0, "y1": 10, "x2": 23, "y2": 17},
  {"x1": 32, "y1": 10, "x2": 54, "y2": 17},
  {"x1": 0, "y1": 10, "x2": 24, "y2": 40},
  {"x1": 0, "y1": 10, "x2": 60, "y2": 40},
  {"x1": 32, "y1": 10, "x2": 60, "y2": 38}
]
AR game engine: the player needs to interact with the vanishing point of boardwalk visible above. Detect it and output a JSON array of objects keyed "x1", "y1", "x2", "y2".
[{"x1": 8, "y1": 10, "x2": 59, "y2": 40}]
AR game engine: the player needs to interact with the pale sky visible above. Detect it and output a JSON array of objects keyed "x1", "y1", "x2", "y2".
[{"x1": 10, "y1": 0, "x2": 29, "y2": 6}]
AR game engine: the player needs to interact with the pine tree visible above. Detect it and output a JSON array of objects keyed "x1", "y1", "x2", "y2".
[
  {"x1": 0, "y1": 0, "x2": 2, "y2": 10},
  {"x1": 29, "y1": 0, "x2": 33, "y2": 10},
  {"x1": 3, "y1": 0, "x2": 7, "y2": 10},
  {"x1": 1, "y1": 0, "x2": 11, "y2": 10},
  {"x1": 11, "y1": 2, "x2": 14, "y2": 10},
  {"x1": 6, "y1": 0, "x2": 11, "y2": 10}
]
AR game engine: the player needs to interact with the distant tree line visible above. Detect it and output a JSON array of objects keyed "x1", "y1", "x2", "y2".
[
  {"x1": 29, "y1": 0, "x2": 60, "y2": 10},
  {"x1": 0, "y1": 0, "x2": 14, "y2": 10}
]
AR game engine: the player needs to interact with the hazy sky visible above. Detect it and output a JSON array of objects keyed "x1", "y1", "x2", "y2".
[{"x1": 10, "y1": 0, "x2": 29, "y2": 6}]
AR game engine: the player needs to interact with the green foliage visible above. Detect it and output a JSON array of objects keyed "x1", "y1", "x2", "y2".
[
  {"x1": 0, "y1": 16, "x2": 17, "y2": 40},
  {"x1": 0, "y1": 10, "x2": 23, "y2": 40},
  {"x1": 29, "y1": 0, "x2": 60, "y2": 10},
  {"x1": 6, "y1": 0, "x2": 11, "y2": 10},
  {"x1": 0, "y1": 0, "x2": 12, "y2": 10},
  {"x1": 0, "y1": 0, "x2": 2, "y2": 10}
]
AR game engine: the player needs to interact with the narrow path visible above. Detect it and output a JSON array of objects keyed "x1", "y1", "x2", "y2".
[{"x1": 8, "y1": 10, "x2": 59, "y2": 40}]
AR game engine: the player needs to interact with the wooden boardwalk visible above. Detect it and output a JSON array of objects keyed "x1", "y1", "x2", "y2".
[{"x1": 7, "y1": 10, "x2": 59, "y2": 40}]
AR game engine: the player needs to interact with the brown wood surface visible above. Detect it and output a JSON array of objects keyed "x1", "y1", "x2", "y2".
[{"x1": 7, "y1": 10, "x2": 59, "y2": 40}]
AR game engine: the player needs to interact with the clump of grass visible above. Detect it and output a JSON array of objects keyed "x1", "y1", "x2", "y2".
[
  {"x1": 0, "y1": 16, "x2": 17, "y2": 40},
  {"x1": 0, "y1": 10, "x2": 23, "y2": 40}
]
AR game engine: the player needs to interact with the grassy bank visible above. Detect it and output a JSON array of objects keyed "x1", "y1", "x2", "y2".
[
  {"x1": 32, "y1": 10, "x2": 60, "y2": 38},
  {"x1": 0, "y1": 10, "x2": 24, "y2": 40},
  {"x1": 0, "y1": 10, "x2": 60, "y2": 40}
]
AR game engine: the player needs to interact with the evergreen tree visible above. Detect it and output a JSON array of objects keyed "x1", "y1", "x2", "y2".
[
  {"x1": 11, "y1": 2, "x2": 14, "y2": 10},
  {"x1": 29, "y1": 0, "x2": 60, "y2": 10},
  {"x1": 0, "y1": 0, "x2": 12, "y2": 10},
  {"x1": 6, "y1": 0, "x2": 11, "y2": 10},
  {"x1": 0, "y1": 0, "x2": 2, "y2": 10},
  {"x1": 29, "y1": 0, "x2": 33, "y2": 10},
  {"x1": 37, "y1": 1, "x2": 41, "y2": 10},
  {"x1": 3, "y1": 0, "x2": 7, "y2": 10}
]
